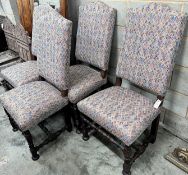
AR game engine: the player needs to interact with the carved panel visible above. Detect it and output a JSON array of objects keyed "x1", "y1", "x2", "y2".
[
  {"x1": 2, "y1": 17, "x2": 17, "y2": 52},
  {"x1": 15, "y1": 24, "x2": 33, "y2": 61}
]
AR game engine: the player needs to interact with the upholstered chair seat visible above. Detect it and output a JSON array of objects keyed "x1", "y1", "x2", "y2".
[
  {"x1": 1, "y1": 5, "x2": 56, "y2": 90},
  {"x1": 69, "y1": 64, "x2": 107, "y2": 104},
  {"x1": 0, "y1": 81, "x2": 68, "y2": 131},
  {"x1": 1, "y1": 61, "x2": 39, "y2": 87},
  {"x1": 0, "y1": 5, "x2": 72, "y2": 160},
  {"x1": 78, "y1": 86, "x2": 160, "y2": 146},
  {"x1": 78, "y1": 3, "x2": 187, "y2": 175},
  {"x1": 69, "y1": 2, "x2": 115, "y2": 130}
]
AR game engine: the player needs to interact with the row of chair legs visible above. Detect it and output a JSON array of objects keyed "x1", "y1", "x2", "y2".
[
  {"x1": 5, "y1": 105, "x2": 72, "y2": 161},
  {"x1": 4, "y1": 82, "x2": 160, "y2": 174},
  {"x1": 79, "y1": 113, "x2": 160, "y2": 175}
]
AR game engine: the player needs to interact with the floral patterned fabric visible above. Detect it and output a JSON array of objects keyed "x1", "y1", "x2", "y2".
[
  {"x1": 116, "y1": 3, "x2": 187, "y2": 96},
  {"x1": 0, "y1": 81, "x2": 68, "y2": 131},
  {"x1": 69, "y1": 65, "x2": 107, "y2": 104},
  {"x1": 36, "y1": 9, "x2": 72, "y2": 91},
  {"x1": 1, "y1": 61, "x2": 39, "y2": 87},
  {"x1": 32, "y1": 5, "x2": 56, "y2": 56},
  {"x1": 78, "y1": 86, "x2": 160, "y2": 146},
  {"x1": 75, "y1": 2, "x2": 116, "y2": 71}
]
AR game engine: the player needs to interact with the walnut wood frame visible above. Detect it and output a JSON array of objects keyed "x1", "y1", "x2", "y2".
[
  {"x1": 4, "y1": 104, "x2": 72, "y2": 160},
  {"x1": 1, "y1": 75, "x2": 72, "y2": 160},
  {"x1": 70, "y1": 60, "x2": 108, "y2": 132},
  {"x1": 79, "y1": 77, "x2": 163, "y2": 175}
]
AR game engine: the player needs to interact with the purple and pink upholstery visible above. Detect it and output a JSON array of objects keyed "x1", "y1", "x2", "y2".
[
  {"x1": 0, "y1": 7, "x2": 72, "y2": 131},
  {"x1": 0, "y1": 5, "x2": 59, "y2": 88},
  {"x1": 32, "y1": 5, "x2": 58, "y2": 57},
  {"x1": 69, "y1": 65, "x2": 107, "y2": 104},
  {"x1": 117, "y1": 3, "x2": 187, "y2": 96},
  {"x1": 78, "y1": 86, "x2": 160, "y2": 146},
  {"x1": 36, "y1": 10, "x2": 72, "y2": 91},
  {"x1": 0, "y1": 81, "x2": 68, "y2": 131},
  {"x1": 1, "y1": 61, "x2": 39, "y2": 87},
  {"x1": 69, "y1": 2, "x2": 116, "y2": 104},
  {"x1": 78, "y1": 3, "x2": 187, "y2": 146},
  {"x1": 75, "y1": 2, "x2": 115, "y2": 71}
]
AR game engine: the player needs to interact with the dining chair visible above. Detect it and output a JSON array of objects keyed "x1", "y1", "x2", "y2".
[
  {"x1": 1, "y1": 5, "x2": 56, "y2": 90},
  {"x1": 0, "y1": 8, "x2": 72, "y2": 160},
  {"x1": 68, "y1": 1, "x2": 116, "y2": 131},
  {"x1": 77, "y1": 3, "x2": 187, "y2": 175}
]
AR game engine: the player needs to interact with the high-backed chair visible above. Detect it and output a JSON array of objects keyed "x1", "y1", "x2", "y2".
[
  {"x1": 0, "y1": 17, "x2": 19, "y2": 64},
  {"x1": 2, "y1": 17, "x2": 18, "y2": 53},
  {"x1": 1, "y1": 23, "x2": 38, "y2": 89},
  {"x1": 77, "y1": 3, "x2": 187, "y2": 175},
  {"x1": 15, "y1": 24, "x2": 33, "y2": 61},
  {"x1": 0, "y1": 8, "x2": 72, "y2": 160},
  {"x1": 0, "y1": 5, "x2": 56, "y2": 90},
  {"x1": 69, "y1": 2, "x2": 116, "y2": 130}
]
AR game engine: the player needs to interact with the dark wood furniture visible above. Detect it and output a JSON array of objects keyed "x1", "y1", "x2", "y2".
[{"x1": 80, "y1": 77, "x2": 164, "y2": 175}]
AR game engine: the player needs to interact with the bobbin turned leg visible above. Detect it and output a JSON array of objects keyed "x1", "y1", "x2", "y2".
[
  {"x1": 82, "y1": 121, "x2": 89, "y2": 141},
  {"x1": 22, "y1": 130, "x2": 40, "y2": 161},
  {"x1": 122, "y1": 146, "x2": 132, "y2": 175},
  {"x1": 4, "y1": 109, "x2": 18, "y2": 132},
  {"x1": 64, "y1": 105, "x2": 73, "y2": 132},
  {"x1": 150, "y1": 115, "x2": 160, "y2": 144}
]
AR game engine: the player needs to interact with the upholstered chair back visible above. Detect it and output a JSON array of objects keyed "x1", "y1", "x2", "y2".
[
  {"x1": 32, "y1": 5, "x2": 56, "y2": 57},
  {"x1": 2, "y1": 17, "x2": 17, "y2": 52},
  {"x1": 116, "y1": 3, "x2": 187, "y2": 96},
  {"x1": 15, "y1": 24, "x2": 33, "y2": 61},
  {"x1": 36, "y1": 8, "x2": 72, "y2": 92},
  {"x1": 75, "y1": 2, "x2": 116, "y2": 71}
]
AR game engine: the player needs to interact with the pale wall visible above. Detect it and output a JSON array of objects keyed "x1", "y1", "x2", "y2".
[
  {"x1": 68, "y1": 0, "x2": 188, "y2": 140},
  {"x1": 0, "y1": 0, "x2": 18, "y2": 24}
]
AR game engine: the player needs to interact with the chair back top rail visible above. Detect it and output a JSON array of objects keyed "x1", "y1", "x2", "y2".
[
  {"x1": 34, "y1": 5, "x2": 72, "y2": 94},
  {"x1": 116, "y1": 3, "x2": 187, "y2": 96},
  {"x1": 75, "y1": 1, "x2": 116, "y2": 72},
  {"x1": 15, "y1": 24, "x2": 33, "y2": 61}
]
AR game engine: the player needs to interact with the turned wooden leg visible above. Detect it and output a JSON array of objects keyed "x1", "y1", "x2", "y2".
[
  {"x1": 150, "y1": 114, "x2": 160, "y2": 144},
  {"x1": 4, "y1": 109, "x2": 18, "y2": 132},
  {"x1": 123, "y1": 146, "x2": 132, "y2": 175},
  {"x1": 82, "y1": 121, "x2": 89, "y2": 141},
  {"x1": 64, "y1": 105, "x2": 72, "y2": 132},
  {"x1": 75, "y1": 106, "x2": 82, "y2": 134},
  {"x1": 72, "y1": 104, "x2": 82, "y2": 134},
  {"x1": 22, "y1": 130, "x2": 40, "y2": 161}
]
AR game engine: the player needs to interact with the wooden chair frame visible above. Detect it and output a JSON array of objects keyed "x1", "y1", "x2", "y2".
[
  {"x1": 2, "y1": 71, "x2": 71, "y2": 160},
  {"x1": 1, "y1": 23, "x2": 35, "y2": 90},
  {"x1": 79, "y1": 77, "x2": 164, "y2": 175},
  {"x1": 4, "y1": 92, "x2": 72, "y2": 160},
  {"x1": 70, "y1": 60, "x2": 108, "y2": 133}
]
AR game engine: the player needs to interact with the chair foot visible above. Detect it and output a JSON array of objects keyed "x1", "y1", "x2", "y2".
[
  {"x1": 66, "y1": 127, "x2": 72, "y2": 132},
  {"x1": 76, "y1": 128, "x2": 82, "y2": 134},
  {"x1": 82, "y1": 135, "x2": 90, "y2": 141},
  {"x1": 32, "y1": 153, "x2": 40, "y2": 161},
  {"x1": 122, "y1": 146, "x2": 132, "y2": 175},
  {"x1": 82, "y1": 121, "x2": 89, "y2": 141},
  {"x1": 122, "y1": 172, "x2": 131, "y2": 175},
  {"x1": 22, "y1": 130, "x2": 40, "y2": 161},
  {"x1": 12, "y1": 128, "x2": 18, "y2": 132}
]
